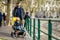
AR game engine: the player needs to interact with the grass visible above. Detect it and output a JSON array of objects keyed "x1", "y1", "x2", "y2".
[{"x1": 0, "y1": 38, "x2": 7, "y2": 40}]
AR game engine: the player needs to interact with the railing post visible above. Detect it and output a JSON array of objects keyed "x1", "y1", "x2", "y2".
[
  {"x1": 33, "y1": 19, "x2": 35, "y2": 40},
  {"x1": 26, "y1": 19, "x2": 27, "y2": 31},
  {"x1": 25, "y1": 18, "x2": 28, "y2": 31},
  {"x1": 28, "y1": 18, "x2": 29, "y2": 33},
  {"x1": 38, "y1": 19, "x2": 40, "y2": 40},
  {"x1": 48, "y1": 20, "x2": 52, "y2": 40},
  {"x1": 30, "y1": 18, "x2": 32, "y2": 36}
]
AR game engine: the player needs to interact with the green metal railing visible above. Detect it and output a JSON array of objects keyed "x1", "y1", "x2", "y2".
[{"x1": 24, "y1": 18, "x2": 60, "y2": 40}]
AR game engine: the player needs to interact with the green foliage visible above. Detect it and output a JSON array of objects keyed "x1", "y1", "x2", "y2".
[{"x1": 0, "y1": 38, "x2": 7, "y2": 40}]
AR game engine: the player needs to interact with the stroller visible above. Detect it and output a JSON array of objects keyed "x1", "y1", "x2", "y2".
[{"x1": 11, "y1": 17, "x2": 26, "y2": 38}]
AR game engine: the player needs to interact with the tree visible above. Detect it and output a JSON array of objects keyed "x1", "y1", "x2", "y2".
[{"x1": 7, "y1": 0, "x2": 12, "y2": 25}]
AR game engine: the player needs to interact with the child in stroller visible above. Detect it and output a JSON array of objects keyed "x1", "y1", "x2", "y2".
[{"x1": 11, "y1": 18, "x2": 26, "y2": 38}]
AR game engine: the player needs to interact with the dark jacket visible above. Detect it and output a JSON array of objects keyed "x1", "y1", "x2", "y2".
[
  {"x1": 3, "y1": 13, "x2": 6, "y2": 21},
  {"x1": 14, "y1": 20, "x2": 21, "y2": 26},
  {"x1": 24, "y1": 14, "x2": 30, "y2": 19},
  {"x1": 12, "y1": 7, "x2": 25, "y2": 20},
  {"x1": 0, "y1": 12, "x2": 2, "y2": 21},
  {"x1": 13, "y1": 21, "x2": 24, "y2": 31}
]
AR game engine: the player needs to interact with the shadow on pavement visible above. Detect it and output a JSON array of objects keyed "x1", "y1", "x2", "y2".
[{"x1": 0, "y1": 32, "x2": 11, "y2": 37}]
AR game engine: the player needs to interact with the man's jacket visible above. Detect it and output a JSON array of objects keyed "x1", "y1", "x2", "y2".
[{"x1": 12, "y1": 7, "x2": 25, "y2": 20}]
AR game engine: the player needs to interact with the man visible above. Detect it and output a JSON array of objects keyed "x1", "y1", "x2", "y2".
[
  {"x1": 3, "y1": 13, "x2": 7, "y2": 26},
  {"x1": 12, "y1": 2, "x2": 25, "y2": 20},
  {"x1": 12, "y1": 2, "x2": 25, "y2": 25}
]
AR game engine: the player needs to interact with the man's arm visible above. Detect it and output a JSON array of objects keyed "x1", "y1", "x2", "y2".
[
  {"x1": 12, "y1": 7, "x2": 17, "y2": 17},
  {"x1": 21, "y1": 7, "x2": 25, "y2": 19}
]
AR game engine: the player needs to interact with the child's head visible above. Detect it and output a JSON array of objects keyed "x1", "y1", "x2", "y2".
[
  {"x1": 16, "y1": 17, "x2": 20, "y2": 22},
  {"x1": 16, "y1": 17, "x2": 23, "y2": 25},
  {"x1": 26, "y1": 12, "x2": 28, "y2": 15}
]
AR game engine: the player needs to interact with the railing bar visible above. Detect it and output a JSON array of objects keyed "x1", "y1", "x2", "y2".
[
  {"x1": 35, "y1": 27, "x2": 60, "y2": 40},
  {"x1": 38, "y1": 19, "x2": 40, "y2": 40},
  {"x1": 33, "y1": 19, "x2": 35, "y2": 40},
  {"x1": 31, "y1": 18, "x2": 60, "y2": 22},
  {"x1": 48, "y1": 20, "x2": 52, "y2": 40},
  {"x1": 31, "y1": 28, "x2": 60, "y2": 40},
  {"x1": 26, "y1": 18, "x2": 60, "y2": 40},
  {"x1": 30, "y1": 26, "x2": 60, "y2": 40},
  {"x1": 29, "y1": 25, "x2": 60, "y2": 40}
]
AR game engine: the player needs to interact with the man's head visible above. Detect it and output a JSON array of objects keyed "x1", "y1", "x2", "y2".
[{"x1": 16, "y1": 2, "x2": 21, "y2": 7}]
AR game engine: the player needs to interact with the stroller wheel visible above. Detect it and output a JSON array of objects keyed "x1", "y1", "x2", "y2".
[
  {"x1": 23, "y1": 32, "x2": 26, "y2": 36},
  {"x1": 11, "y1": 32, "x2": 15, "y2": 38},
  {"x1": 21, "y1": 32, "x2": 26, "y2": 38},
  {"x1": 11, "y1": 32, "x2": 13, "y2": 37}
]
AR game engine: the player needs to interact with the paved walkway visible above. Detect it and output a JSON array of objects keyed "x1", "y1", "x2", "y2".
[{"x1": 0, "y1": 25, "x2": 31, "y2": 40}]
